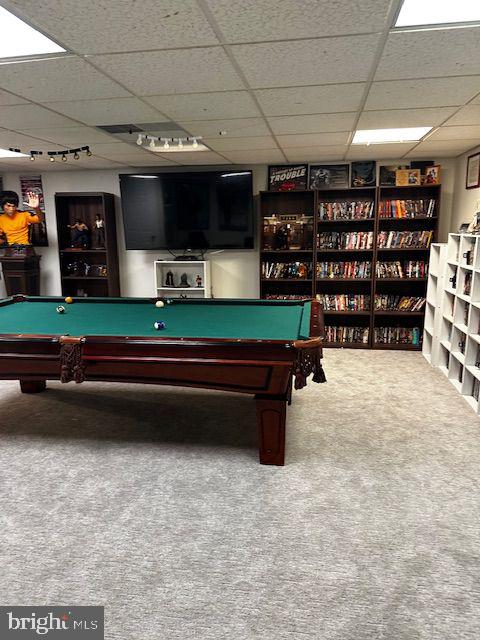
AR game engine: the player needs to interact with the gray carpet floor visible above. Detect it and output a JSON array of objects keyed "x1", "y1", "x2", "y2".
[{"x1": 0, "y1": 350, "x2": 479, "y2": 640}]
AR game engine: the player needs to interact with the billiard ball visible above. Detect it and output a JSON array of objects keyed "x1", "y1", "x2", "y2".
[
  {"x1": 56, "y1": 306, "x2": 65, "y2": 314},
  {"x1": 64, "y1": 296, "x2": 73, "y2": 304},
  {"x1": 155, "y1": 300, "x2": 164, "y2": 308},
  {"x1": 154, "y1": 321, "x2": 166, "y2": 330}
]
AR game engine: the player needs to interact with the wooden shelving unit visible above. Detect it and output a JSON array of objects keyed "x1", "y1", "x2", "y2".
[
  {"x1": 260, "y1": 184, "x2": 440, "y2": 349},
  {"x1": 55, "y1": 192, "x2": 120, "y2": 297}
]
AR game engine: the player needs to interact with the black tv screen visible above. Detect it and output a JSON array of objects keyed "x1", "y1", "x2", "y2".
[{"x1": 120, "y1": 171, "x2": 254, "y2": 250}]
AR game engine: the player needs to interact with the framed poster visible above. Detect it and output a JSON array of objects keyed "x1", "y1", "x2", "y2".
[
  {"x1": 466, "y1": 153, "x2": 480, "y2": 189},
  {"x1": 309, "y1": 164, "x2": 349, "y2": 190},
  {"x1": 396, "y1": 169, "x2": 421, "y2": 186},
  {"x1": 268, "y1": 165, "x2": 307, "y2": 191},
  {"x1": 424, "y1": 165, "x2": 441, "y2": 185},
  {"x1": 351, "y1": 161, "x2": 376, "y2": 187},
  {"x1": 19, "y1": 174, "x2": 48, "y2": 246}
]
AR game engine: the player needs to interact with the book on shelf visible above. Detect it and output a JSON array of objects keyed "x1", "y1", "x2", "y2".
[
  {"x1": 317, "y1": 231, "x2": 373, "y2": 250},
  {"x1": 261, "y1": 261, "x2": 312, "y2": 279},
  {"x1": 375, "y1": 261, "x2": 426, "y2": 278},
  {"x1": 325, "y1": 326, "x2": 370, "y2": 344},
  {"x1": 374, "y1": 327, "x2": 422, "y2": 345},
  {"x1": 318, "y1": 294, "x2": 371, "y2": 311},
  {"x1": 379, "y1": 199, "x2": 436, "y2": 218},
  {"x1": 374, "y1": 295, "x2": 426, "y2": 311},
  {"x1": 464, "y1": 272, "x2": 472, "y2": 296},
  {"x1": 377, "y1": 230, "x2": 433, "y2": 249},
  {"x1": 318, "y1": 201, "x2": 374, "y2": 221},
  {"x1": 472, "y1": 378, "x2": 480, "y2": 402},
  {"x1": 317, "y1": 261, "x2": 371, "y2": 279}
]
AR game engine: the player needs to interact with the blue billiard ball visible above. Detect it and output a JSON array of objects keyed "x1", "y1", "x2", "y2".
[
  {"x1": 56, "y1": 305, "x2": 65, "y2": 314},
  {"x1": 154, "y1": 321, "x2": 166, "y2": 330}
]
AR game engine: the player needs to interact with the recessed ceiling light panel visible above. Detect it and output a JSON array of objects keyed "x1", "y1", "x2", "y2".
[
  {"x1": 352, "y1": 127, "x2": 432, "y2": 145},
  {"x1": 0, "y1": 7, "x2": 65, "y2": 59},
  {"x1": 395, "y1": 0, "x2": 480, "y2": 28},
  {"x1": 0, "y1": 148, "x2": 29, "y2": 158}
]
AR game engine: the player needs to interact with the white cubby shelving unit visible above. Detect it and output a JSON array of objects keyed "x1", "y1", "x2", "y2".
[
  {"x1": 423, "y1": 233, "x2": 480, "y2": 414},
  {"x1": 154, "y1": 260, "x2": 212, "y2": 298},
  {"x1": 422, "y1": 242, "x2": 447, "y2": 366}
]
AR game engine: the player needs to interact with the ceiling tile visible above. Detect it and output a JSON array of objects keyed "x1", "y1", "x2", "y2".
[
  {"x1": 93, "y1": 48, "x2": 244, "y2": 95},
  {"x1": 277, "y1": 132, "x2": 350, "y2": 147},
  {"x1": 204, "y1": 136, "x2": 277, "y2": 151},
  {"x1": 21, "y1": 126, "x2": 117, "y2": 145},
  {"x1": 284, "y1": 146, "x2": 348, "y2": 162},
  {"x1": 207, "y1": 0, "x2": 391, "y2": 41},
  {"x1": 445, "y1": 105, "x2": 480, "y2": 126},
  {"x1": 231, "y1": 35, "x2": 381, "y2": 88},
  {"x1": 426, "y1": 126, "x2": 480, "y2": 141},
  {"x1": 89, "y1": 142, "x2": 151, "y2": 158},
  {"x1": 221, "y1": 149, "x2": 285, "y2": 163},
  {"x1": 171, "y1": 151, "x2": 231, "y2": 165},
  {"x1": 0, "y1": 104, "x2": 77, "y2": 129},
  {"x1": 409, "y1": 139, "x2": 477, "y2": 155},
  {"x1": 0, "y1": 89, "x2": 29, "y2": 106},
  {"x1": 42, "y1": 98, "x2": 166, "y2": 126},
  {"x1": 121, "y1": 157, "x2": 180, "y2": 167},
  {"x1": 357, "y1": 107, "x2": 457, "y2": 129},
  {"x1": 0, "y1": 56, "x2": 129, "y2": 103},
  {"x1": 179, "y1": 118, "x2": 271, "y2": 137},
  {"x1": 0, "y1": 130, "x2": 66, "y2": 151},
  {"x1": 268, "y1": 113, "x2": 356, "y2": 135},
  {"x1": 376, "y1": 27, "x2": 480, "y2": 80},
  {"x1": 7, "y1": 0, "x2": 219, "y2": 53},
  {"x1": 365, "y1": 77, "x2": 480, "y2": 110},
  {"x1": 143, "y1": 91, "x2": 261, "y2": 121},
  {"x1": 346, "y1": 143, "x2": 416, "y2": 159},
  {"x1": 254, "y1": 83, "x2": 365, "y2": 116}
]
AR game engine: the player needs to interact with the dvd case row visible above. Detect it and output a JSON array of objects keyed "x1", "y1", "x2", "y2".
[
  {"x1": 374, "y1": 327, "x2": 422, "y2": 345},
  {"x1": 317, "y1": 231, "x2": 374, "y2": 250},
  {"x1": 376, "y1": 261, "x2": 427, "y2": 279},
  {"x1": 379, "y1": 199, "x2": 436, "y2": 218},
  {"x1": 318, "y1": 294, "x2": 371, "y2": 311},
  {"x1": 374, "y1": 295, "x2": 426, "y2": 311},
  {"x1": 377, "y1": 230, "x2": 433, "y2": 249},
  {"x1": 262, "y1": 261, "x2": 312, "y2": 279},
  {"x1": 317, "y1": 261, "x2": 372, "y2": 279},
  {"x1": 325, "y1": 326, "x2": 370, "y2": 344},
  {"x1": 318, "y1": 201, "x2": 374, "y2": 221}
]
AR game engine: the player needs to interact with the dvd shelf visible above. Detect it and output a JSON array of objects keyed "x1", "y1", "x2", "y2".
[{"x1": 260, "y1": 184, "x2": 440, "y2": 349}]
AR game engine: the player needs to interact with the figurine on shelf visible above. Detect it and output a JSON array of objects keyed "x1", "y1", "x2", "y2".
[
  {"x1": 196, "y1": 275, "x2": 202, "y2": 288},
  {"x1": 93, "y1": 214, "x2": 105, "y2": 248},
  {"x1": 297, "y1": 263, "x2": 308, "y2": 278},
  {"x1": 165, "y1": 270, "x2": 175, "y2": 287},
  {"x1": 273, "y1": 224, "x2": 289, "y2": 250},
  {"x1": 180, "y1": 272, "x2": 190, "y2": 287},
  {"x1": 68, "y1": 219, "x2": 90, "y2": 248}
]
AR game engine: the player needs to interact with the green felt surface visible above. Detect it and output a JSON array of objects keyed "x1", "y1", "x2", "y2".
[{"x1": 0, "y1": 298, "x2": 312, "y2": 341}]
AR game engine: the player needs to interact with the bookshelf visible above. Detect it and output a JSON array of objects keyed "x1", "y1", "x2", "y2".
[
  {"x1": 260, "y1": 184, "x2": 440, "y2": 348},
  {"x1": 423, "y1": 233, "x2": 480, "y2": 414},
  {"x1": 55, "y1": 192, "x2": 120, "y2": 297},
  {"x1": 154, "y1": 260, "x2": 212, "y2": 298}
]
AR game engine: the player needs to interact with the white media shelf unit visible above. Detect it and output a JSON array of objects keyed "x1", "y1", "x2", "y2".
[
  {"x1": 155, "y1": 260, "x2": 212, "y2": 298},
  {"x1": 423, "y1": 233, "x2": 480, "y2": 414}
]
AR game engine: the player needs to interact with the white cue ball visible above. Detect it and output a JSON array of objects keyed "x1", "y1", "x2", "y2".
[{"x1": 155, "y1": 300, "x2": 164, "y2": 308}]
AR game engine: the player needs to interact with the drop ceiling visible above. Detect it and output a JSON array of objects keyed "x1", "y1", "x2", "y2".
[{"x1": 0, "y1": 0, "x2": 479, "y2": 172}]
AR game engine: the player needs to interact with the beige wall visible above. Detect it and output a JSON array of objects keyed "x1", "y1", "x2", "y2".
[
  {"x1": 450, "y1": 145, "x2": 480, "y2": 233},
  {"x1": 0, "y1": 157, "x2": 455, "y2": 298}
]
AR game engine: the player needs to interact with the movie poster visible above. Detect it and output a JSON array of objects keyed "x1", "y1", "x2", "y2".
[
  {"x1": 19, "y1": 174, "x2": 48, "y2": 246},
  {"x1": 268, "y1": 165, "x2": 308, "y2": 191}
]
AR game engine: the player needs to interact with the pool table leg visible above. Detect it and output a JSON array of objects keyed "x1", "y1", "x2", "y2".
[
  {"x1": 255, "y1": 395, "x2": 286, "y2": 466},
  {"x1": 20, "y1": 380, "x2": 47, "y2": 393}
]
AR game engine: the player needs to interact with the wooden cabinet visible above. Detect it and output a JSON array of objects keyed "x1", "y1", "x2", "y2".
[{"x1": 55, "y1": 192, "x2": 120, "y2": 297}]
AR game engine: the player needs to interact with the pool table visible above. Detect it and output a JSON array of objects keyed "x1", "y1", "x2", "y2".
[{"x1": 0, "y1": 296, "x2": 325, "y2": 465}]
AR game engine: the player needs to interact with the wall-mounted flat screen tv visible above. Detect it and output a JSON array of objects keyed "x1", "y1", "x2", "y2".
[{"x1": 119, "y1": 171, "x2": 254, "y2": 250}]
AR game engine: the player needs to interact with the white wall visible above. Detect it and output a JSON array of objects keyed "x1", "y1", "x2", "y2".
[
  {"x1": 0, "y1": 165, "x2": 266, "y2": 298},
  {"x1": 0, "y1": 158, "x2": 455, "y2": 298},
  {"x1": 450, "y1": 145, "x2": 480, "y2": 233}
]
